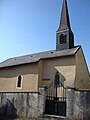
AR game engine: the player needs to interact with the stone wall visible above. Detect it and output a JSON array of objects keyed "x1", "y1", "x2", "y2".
[
  {"x1": 0, "y1": 87, "x2": 45, "y2": 119},
  {"x1": 0, "y1": 87, "x2": 90, "y2": 120},
  {"x1": 67, "y1": 88, "x2": 90, "y2": 120}
]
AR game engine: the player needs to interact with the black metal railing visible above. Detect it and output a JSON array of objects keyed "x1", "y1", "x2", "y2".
[{"x1": 45, "y1": 81, "x2": 66, "y2": 102}]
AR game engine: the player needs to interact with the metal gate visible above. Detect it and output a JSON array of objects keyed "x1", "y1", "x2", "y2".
[{"x1": 45, "y1": 72, "x2": 66, "y2": 116}]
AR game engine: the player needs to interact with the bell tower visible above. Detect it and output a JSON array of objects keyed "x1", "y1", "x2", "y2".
[{"x1": 56, "y1": 0, "x2": 74, "y2": 51}]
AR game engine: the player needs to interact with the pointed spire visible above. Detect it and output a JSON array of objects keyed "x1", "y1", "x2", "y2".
[
  {"x1": 58, "y1": 0, "x2": 71, "y2": 31},
  {"x1": 56, "y1": 0, "x2": 74, "y2": 51}
]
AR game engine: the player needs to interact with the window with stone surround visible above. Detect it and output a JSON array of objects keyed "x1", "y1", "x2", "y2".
[
  {"x1": 54, "y1": 71, "x2": 60, "y2": 86},
  {"x1": 16, "y1": 75, "x2": 23, "y2": 89}
]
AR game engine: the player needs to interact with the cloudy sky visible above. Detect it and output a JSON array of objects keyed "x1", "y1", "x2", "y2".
[{"x1": 0, "y1": 0, "x2": 90, "y2": 71}]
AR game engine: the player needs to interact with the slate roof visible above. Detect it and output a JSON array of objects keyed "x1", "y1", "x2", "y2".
[
  {"x1": 0, "y1": 46, "x2": 80, "y2": 68},
  {"x1": 57, "y1": 0, "x2": 71, "y2": 31}
]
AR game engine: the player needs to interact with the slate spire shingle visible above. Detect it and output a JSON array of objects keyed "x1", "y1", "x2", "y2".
[
  {"x1": 58, "y1": 0, "x2": 71, "y2": 31},
  {"x1": 56, "y1": 0, "x2": 74, "y2": 51}
]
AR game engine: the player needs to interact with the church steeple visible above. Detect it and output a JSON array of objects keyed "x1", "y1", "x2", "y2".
[
  {"x1": 56, "y1": 0, "x2": 74, "y2": 51},
  {"x1": 58, "y1": 0, "x2": 71, "y2": 31}
]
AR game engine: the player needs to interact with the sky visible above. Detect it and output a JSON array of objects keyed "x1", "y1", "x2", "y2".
[{"x1": 0, "y1": 0, "x2": 90, "y2": 71}]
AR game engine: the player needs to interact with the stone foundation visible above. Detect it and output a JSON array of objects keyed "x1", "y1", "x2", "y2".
[{"x1": 0, "y1": 87, "x2": 45, "y2": 119}]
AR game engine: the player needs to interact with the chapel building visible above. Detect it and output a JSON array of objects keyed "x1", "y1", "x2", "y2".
[
  {"x1": 0, "y1": 0, "x2": 90, "y2": 119},
  {"x1": 0, "y1": 0, "x2": 89, "y2": 94}
]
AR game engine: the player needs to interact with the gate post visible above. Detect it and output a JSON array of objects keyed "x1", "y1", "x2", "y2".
[{"x1": 66, "y1": 88, "x2": 75, "y2": 118}]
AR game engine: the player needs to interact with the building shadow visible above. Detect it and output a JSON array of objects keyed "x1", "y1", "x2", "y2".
[{"x1": 0, "y1": 99, "x2": 18, "y2": 120}]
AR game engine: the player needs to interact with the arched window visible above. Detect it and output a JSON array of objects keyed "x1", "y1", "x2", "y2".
[
  {"x1": 60, "y1": 34, "x2": 66, "y2": 44},
  {"x1": 54, "y1": 71, "x2": 60, "y2": 86},
  {"x1": 17, "y1": 75, "x2": 22, "y2": 88}
]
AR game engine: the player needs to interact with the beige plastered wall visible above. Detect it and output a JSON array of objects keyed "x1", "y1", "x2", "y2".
[
  {"x1": 40, "y1": 56, "x2": 76, "y2": 88},
  {"x1": 0, "y1": 48, "x2": 89, "y2": 92},
  {"x1": 75, "y1": 48, "x2": 90, "y2": 89},
  {"x1": 0, "y1": 63, "x2": 38, "y2": 92}
]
